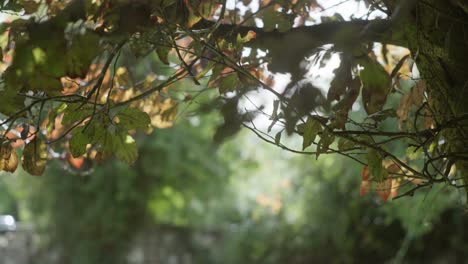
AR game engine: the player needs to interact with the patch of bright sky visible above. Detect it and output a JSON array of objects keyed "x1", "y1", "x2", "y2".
[
  {"x1": 221, "y1": 1, "x2": 390, "y2": 220},
  {"x1": 228, "y1": 0, "x2": 387, "y2": 132}
]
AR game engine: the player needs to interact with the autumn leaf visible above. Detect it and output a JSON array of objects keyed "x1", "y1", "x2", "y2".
[
  {"x1": 22, "y1": 138, "x2": 48, "y2": 176},
  {"x1": 0, "y1": 143, "x2": 18, "y2": 173},
  {"x1": 397, "y1": 80, "x2": 426, "y2": 129},
  {"x1": 361, "y1": 165, "x2": 369, "y2": 181},
  {"x1": 376, "y1": 178, "x2": 392, "y2": 201},
  {"x1": 237, "y1": 30, "x2": 257, "y2": 44},
  {"x1": 67, "y1": 154, "x2": 85, "y2": 169},
  {"x1": 359, "y1": 180, "x2": 371, "y2": 196}
]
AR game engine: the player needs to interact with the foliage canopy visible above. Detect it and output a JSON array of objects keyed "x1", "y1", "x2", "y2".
[{"x1": 0, "y1": 0, "x2": 467, "y2": 199}]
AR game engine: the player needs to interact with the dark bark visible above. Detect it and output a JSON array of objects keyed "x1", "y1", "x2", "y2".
[
  {"x1": 194, "y1": 18, "x2": 402, "y2": 74},
  {"x1": 401, "y1": 1, "x2": 468, "y2": 192}
]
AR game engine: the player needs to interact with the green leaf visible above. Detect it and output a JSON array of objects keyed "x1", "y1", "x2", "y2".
[
  {"x1": 302, "y1": 118, "x2": 322, "y2": 150},
  {"x1": 219, "y1": 73, "x2": 239, "y2": 93},
  {"x1": 62, "y1": 106, "x2": 93, "y2": 125},
  {"x1": 66, "y1": 31, "x2": 100, "y2": 78},
  {"x1": 116, "y1": 107, "x2": 151, "y2": 131},
  {"x1": 405, "y1": 146, "x2": 423, "y2": 160},
  {"x1": 69, "y1": 129, "x2": 89, "y2": 158},
  {"x1": 109, "y1": 131, "x2": 138, "y2": 165},
  {"x1": 366, "y1": 149, "x2": 387, "y2": 181},
  {"x1": 156, "y1": 45, "x2": 171, "y2": 65},
  {"x1": 360, "y1": 58, "x2": 390, "y2": 115},
  {"x1": 236, "y1": 30, "x2": 257, "y2": 44},
  {"x1": 316, "y1": 129, "x2": 335, "y2": 159},
  {"x1": 83, "y1": 121, "x2": 107, "y2": 144},
  {"x1": 262, "y1": 6, "x2": 292, "y2": 32},
  {"x1": 338, "y1": 138, "x2": 355, "y2": 151},
  {"x1": 46, "y1": 104, "x2": 67, "y2": 133}
]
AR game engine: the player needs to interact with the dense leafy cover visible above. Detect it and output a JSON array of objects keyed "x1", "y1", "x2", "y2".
[{"x1": 0, "y1": 0, "x2": 467, "y2": 199}]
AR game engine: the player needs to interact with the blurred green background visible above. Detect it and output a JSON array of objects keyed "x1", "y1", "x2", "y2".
[{"x1": 1, "y1": 110, "x2": 467, "y2": 263}]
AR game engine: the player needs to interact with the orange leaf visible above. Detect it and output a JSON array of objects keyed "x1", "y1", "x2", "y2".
[
  {"x1": 361, "y1": 165, "x2": 369, "y2": 181},
  {"x1": 376, "y1": 179, "x2": 392, "y2": 201},
  {"x1": 359, "y1": 181, "x2": 371, "y2": 196},
  {"x1": 390, "y1": 179, "x2": 400, "y2": 199},
  {"x1": 67, "y1": 154, "x2": 85, "y2": 170}
]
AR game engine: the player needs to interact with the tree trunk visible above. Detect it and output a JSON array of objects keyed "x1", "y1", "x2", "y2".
[{"x1": 403, "y1": 1, "x2": 468, "y2": 192}]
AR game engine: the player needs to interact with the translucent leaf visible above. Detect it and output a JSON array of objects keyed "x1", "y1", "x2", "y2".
[
  {"x1": 361, "y1": 165, "x2": 369, "y2": 181},
  {"x1": 62, "y1": 106, "x2": 93, "y2": 125},
  {"x1": 302, "y1": 118, "x2": 322, "y2": 150},
  {"x1": 219, "y1": 73, "x2": 240, "y2": 93},
  {"x1": 0, "y1": 143, "x2": 18, "y2": 173},
  {"x1": 359, "y1": 180, "x2": 371, "y2": 196},
  {"x1": 156, "y1": 46, "x2": 171, "y2": 65},
  {"x1": 236, "y1": 30, "x2": 257, "y2": 44},
  {"x1": 22, "y1": 138, "x2": 47, "y2": 176},
  {"x1": 338, "y1": 137, "x2": 355, "y2": 151},
  {"x1": 115, "y1": 107, "x2": 151, "y2": 131},
  {"x1": 366, "y1": 149, "x2": 387, "y2": 181},
  {"x1": 69, "y1": 129, "x2": 89, "y2": 158},
  {"x1": 376, "y1": 178, "x2": 392, "y2": 201},
  {"x1": 109, "y1": 132, "x2": 138, "y2": 165},
  {"x1": 316, "y1": 129, "x2": 334, "y2": 159}
]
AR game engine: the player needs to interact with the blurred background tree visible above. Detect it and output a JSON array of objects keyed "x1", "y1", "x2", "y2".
[{"x1": 1, "y1": 111, "x2": 468, "y2": 263}]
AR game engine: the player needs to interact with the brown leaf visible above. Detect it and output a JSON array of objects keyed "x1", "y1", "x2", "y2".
[
  {"x1": 4, "y1": 150, "x2": 18, "y2": 173},
  {"x1": 396, "y1": 80, "x2": 426, "y2": 129},
  {"x1": 22, "y1": 138, "x2": 48, "y2": 176},
  {"x1": 390, "y1": 179, "x2": 400, "y2": 199},
  {"x1": 328, "y1": 59, "x2": 352, "y2": 102},
  {"x1": 376, "y1": 178, "x2": 392, "y2": 201},
  {"x1": 359, "y1": 181, "x2": 371, "y2": 196},
  {"x1": 0, "y1": 143, "x2": 18, "y2": 172},
  {"x1": 412, "y1": 80, "x2": 425, "y2": 106}
]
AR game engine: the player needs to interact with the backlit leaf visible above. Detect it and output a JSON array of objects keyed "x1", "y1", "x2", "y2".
[
  {"x1": 0, "y1": 143, "x2": 18, "y2": 173},
  {"x1": 302, "y1": 117, "x2": 322, "y2": 150},
  {"x1": 366, "y1": 149, "x2": 387, "y2": 181},
  {"x1": 69, "y1": 129, "x2": 89, "y2": 158},
  {"x1": 115, "y1": 107, "x2": 151, "y2": 131},
  {"x1": 22, "y1": 138, "x2": 47, "y2": 176},
  {"x1": 338, "y1": 137, "x2": 355, "y2": 151},
  {"x1": 316, "y1": 129, "x2": 334, "y2": 159},
  {"x1": 376, "y1": 178, "x2": 392, "y2": 201}
]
